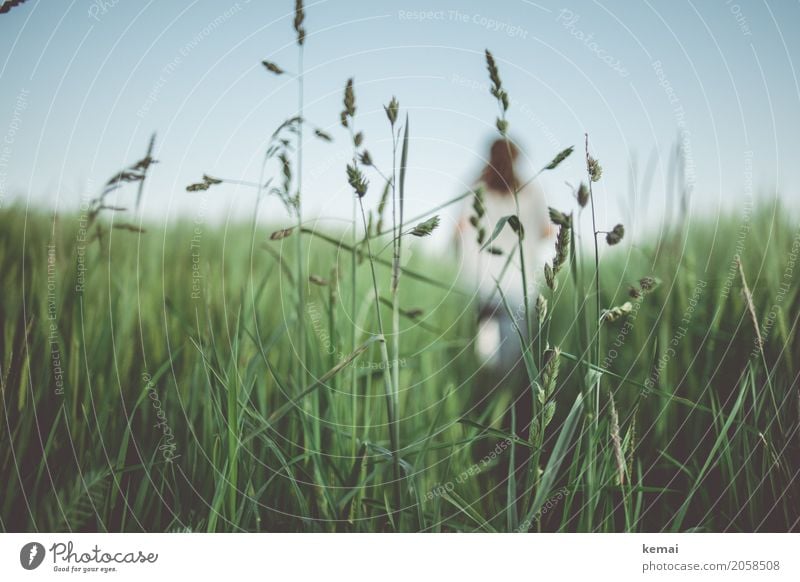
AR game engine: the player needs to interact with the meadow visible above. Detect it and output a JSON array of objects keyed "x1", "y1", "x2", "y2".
[
  {"x1": 1, "y1": 0, "x2": 798, "y2": 533},
  {"x1": 1, "y1": 191, "x2": 798, "y2": 532}
]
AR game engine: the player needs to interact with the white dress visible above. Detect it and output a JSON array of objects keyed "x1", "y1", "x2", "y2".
[
  {"x1": 455, "y1": 182, "x2": 551, "y2": 369},
  {"x1": 456, "y1": 182, "x2": 551, "y2": 308}
]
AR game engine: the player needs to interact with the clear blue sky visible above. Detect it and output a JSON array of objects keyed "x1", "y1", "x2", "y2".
[{"x1": 1, "y1": 0, "x2": 798, "y2": 237}]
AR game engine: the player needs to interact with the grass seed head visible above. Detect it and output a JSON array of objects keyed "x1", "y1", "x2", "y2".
[
  {"x1": 314, "y1": 128, "x2": 332, "y2": 142},
  {"x1": 270, "y1": 227, "x2": 295, "y2": 240},
  {"x1": 343, "y1": 78, "x2": 356, "y2": 119},
  {"x1": 544, "y1": 262, "x2": 556, "y2": 290},
  {"x1": 548, "y1": 207, "x2": 571, "y2": 227},
  {"x1": 609, "y1": 395, "x2": 625, "y2": 486},
  {"x1": 587, "y1": 155, "x2": 603, "y2": 182},
  {"x1": 262, "y1": 60, "x2": 284, "y2": 75},
  {"x1": 471, "y1": 187, "x2": 485, "y2": 218},
  {"x1": 186, "y1": 181, "x2": 210, "y2": 192},
  {"x1": 294, "y1": 0, "x2": 306, "y2": 45},
  {"x1": 346, "y1": 164, "x2": 368, "y2": 198},
  {"x1": 507, "y1": 215, "x2": 524, "y2": 239},
  {"x1": 485, "y1": 50, "x2": 510, "y2": 133},
  {"x1": 553, "y1": 222, "x2": 570, "y2": 274},
  {"x1": 186, "y1": 174, "x2": 222, "y2": 192},
  {"x1": 606, "y1": 223, "x2": 625, "y2": 245},
  {"x1": 496, "y1": 118, "x2": 509, "y2": 136},
  {"x1": 639, "y1": 276, "x2": 658, "y2": 292},
  {"x1": 601, "y1": 301, "x2": 634, "y2": 323},
  {"x1": 545, "y1": 146, "x2": 574, "y2": 170},
  {"x1": 577, "y1": 182, "x2": 590, "y2": 207},
  {"x1": 541, "y1": 346, "x2": 561, "y2": 399},
  {"x1": 384, "y1": 96, "x2": 399, "y2": 126},
  {"x1": 536, "y1": 294, "x2": 548, "y2": 321},
  {"x1": 485, "y1": 50, "x2": 502, "y2": 96},
  {"x1": 547, "y1": 209, "x2": 571, "y2": 282},
  {"x1": 629, "y1": 276, "x2": 659, "y2": 298},
  {"x1": 410, "y1": 215, "x2": 440, "y2": 237},
  {"x1": 279, "y1": 152, "x2": 292, "y2": 190}
]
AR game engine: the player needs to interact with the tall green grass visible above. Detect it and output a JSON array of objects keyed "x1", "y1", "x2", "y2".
[{"x1": 0, "y1": 197, "x2": 797, "y2": 532}]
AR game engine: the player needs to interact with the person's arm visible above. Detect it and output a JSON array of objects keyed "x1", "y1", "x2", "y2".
[
  {"x1": 522, "y1": 183, "x2": 553, "y2": 240},
  {"x1": 452, "y1": 186, "x2": 480, "y2": 251},
  {"x1": 452, "y1": 198, "x2": 470, "y2": 253}
]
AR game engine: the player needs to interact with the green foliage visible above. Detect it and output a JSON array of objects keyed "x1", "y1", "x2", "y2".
[{"x1": 0, "y1": 201, "x2": 797, "y2": 532}]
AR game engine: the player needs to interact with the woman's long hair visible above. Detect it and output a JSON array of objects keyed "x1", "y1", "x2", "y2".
[{"x1": 478, "y1": 138, "x2": 520, "y2": 194}]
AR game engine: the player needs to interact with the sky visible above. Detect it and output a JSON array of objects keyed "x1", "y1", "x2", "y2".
[{"x1": 1, "y1": 0, "x2": 798, "y2": 240}]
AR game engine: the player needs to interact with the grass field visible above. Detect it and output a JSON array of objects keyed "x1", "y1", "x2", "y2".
[{"x1": 1, "y1": 195, "x2": 798, "y2": 532}]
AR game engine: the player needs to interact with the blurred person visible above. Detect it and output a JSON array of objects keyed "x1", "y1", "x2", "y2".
[{"x1": 455, "y1": 138, "x2": 552, "y2": 433}]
